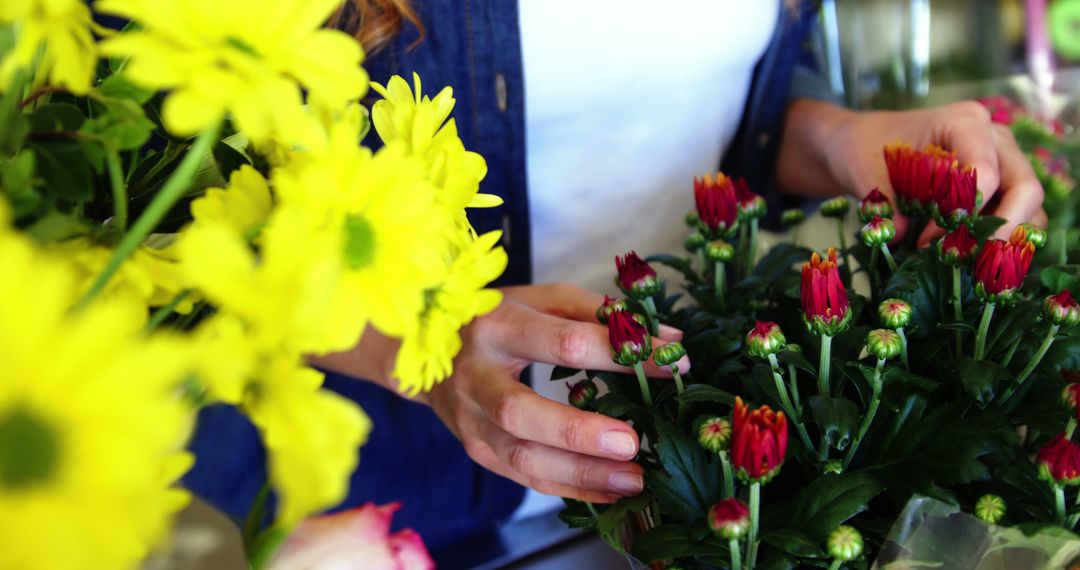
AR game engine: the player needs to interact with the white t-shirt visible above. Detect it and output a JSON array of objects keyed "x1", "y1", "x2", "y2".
[{"x1": 515, "y1": 0, "x2": 780, "y2": 518}]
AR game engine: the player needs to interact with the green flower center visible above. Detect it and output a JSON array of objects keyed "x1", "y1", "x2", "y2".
[
  {"x1": 343, "y1": 215, "x2": 376, "y2": 270},
  {"x1": 226, "y1": 36, "x2": 260, "y2": 57},
  {"x1": 0, "y1": 406, "x2": 60, "y2": 490}
]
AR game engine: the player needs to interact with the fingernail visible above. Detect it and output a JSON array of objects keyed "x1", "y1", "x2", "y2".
[
  {"x1": 609, "y1": 471, "x2": 644, "y2": 494},
  {"x1": 600, "y1": 431, "x2": 637, "y2": 458}
]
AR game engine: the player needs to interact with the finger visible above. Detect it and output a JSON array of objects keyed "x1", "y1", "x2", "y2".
[
  {"x1": 985, "y1": 125, "x2": 1045, "y2": 238},
  {"x1": 851, "y1": 164, "x2": 910, "y2": 240},
  {"x1": 939, "y1": 102, "x2": 1001, "y2": 209},
  {"x1": 917, "y1": 219, "x2": 946, "y2": 248},
  {"x1": 463, "y1": 438, "x2": 622, "y2": 504},
  {"x1": 1033, "y1": 207, "x2": 1048, "y2": 228},
  {"x1": 476, "y1": 417, "x2": 645, "y2": 496},
  {"x1": 504, "y1": 283, "x2": 684, "y2": 341},
  {"x1": 488, "y1": 301, "x2": 690, "y2": 376},
  {"x1": 476, "y1": 379, "x2": 642, "y2": 461}
]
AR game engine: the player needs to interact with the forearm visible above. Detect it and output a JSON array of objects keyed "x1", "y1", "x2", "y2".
[{"x1": 775, "y1": 98, "x2": 857, "y2": 198}]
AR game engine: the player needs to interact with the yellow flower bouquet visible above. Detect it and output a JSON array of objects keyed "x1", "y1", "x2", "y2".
[{"x1": 0, "y1": 1, "x2": 504, "y2": 567}]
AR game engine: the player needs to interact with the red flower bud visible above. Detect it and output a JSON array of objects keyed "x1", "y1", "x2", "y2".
[
  {"x1": 615, "y1": 252, "x2": 660, "y2": 299},
  {"x1": 596, "y1": 295, "x2": 627, "y2": 324},
  {"x1": 746, "y1": 321, "x2": 786, "y2": 358},
  {"x1": 567, "y1": 379, "x2": 599, "y2": 410},
  {"x1": 608, "y1": 310, "x2": 652, "y2": 366},
  {"x1": 1061, "y1": 383, "x2": 1080, "y2": 421},
  {"x1": 734, "y1": 178, "x2": 766, "y2": 220},
  {"x1": 693, "y1": 173, "x2": 739, "y2": 238},
  {"x1": 1037, "y1": 433, "x2": 1080, "y2": 486},
  {"x1": 973, "y1": 226, "x2": 1035, "y2": 305},
  {"x1": 883, "y1": 143, "x2": 956, "y2": 216},
  {"x1": 937, "y1": 225, "x2": 978, "y2": 265},
  {"x1": 934, "y1": 165, "x2": 978, "y2": 228},
  {"x1": 730, "y1": 396, "x2": 788, "y2": 483},
  {"x1": 860, "y1": 216, "x2": 896, "y2": 247},
  {"x1": 857, "y1": 189, "x2": 894, "y2": 223},
  {"x1": 1043, "y1": 290, "x2": 1080, "y2": 327},
  {"x1": 708, "y1": 498, "x2": 750, "y2": 540},
  {"x1": 800, "y1": 248, "x2": 851, "y2": 336}
]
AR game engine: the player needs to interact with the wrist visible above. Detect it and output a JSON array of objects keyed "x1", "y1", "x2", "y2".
[{"x1": 777, "y1": 99, "x2": 859, "y2": 198}]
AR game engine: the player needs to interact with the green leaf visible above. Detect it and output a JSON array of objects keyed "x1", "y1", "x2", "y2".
[
  {"x1": 558, "y1": 499, "x2": 599, "y2": 532},
  {"x1": 22, "y1": 209, "x2": 91, "y2": 242},
  {"x1": 549, "y1": 365, "x2": 582, "y2": 381},
  {"x1": 807, "y1": 395, "x2": 860, "y2": 451},
  {"x1": 971, "y1": 216, "x2": 1007, "y2": 240},
  {"x1": 97, "y1": 73, "x2": 154, "y2": 104},
  {"x1": 0, "y1": 70, "x2": 30, "y2": 156},
  {"x1": 1040, "y1": 265, "x2": 1079, "y2": 295},
  {"x1": 753, "y1": 243, "x2": 812, "y2": 283},
  {"x1": 597, "y1": 494, "x2": 651, "y2": 552},
  {"x1": 644, "y1": 419, "x2": 722, "y2": 522},
  {"x1": 1047, "y1": 334, "x2": 1080, "y2": 372},
  {"x1": 676, "y1": 384, "x2": 735, "y2": 405},
  {"x1": 786, "y1": 473, "x2": 883, "y2": 542},
  {"x1": 777, "y1": 348, "x2": 815, "y2": 374},
  {"x1": 953, "y1": 356, "x2": 1011, "y2": 406},
  {"x1": 630, "y1": 523, "x2": 729, "y2": 563},
  {"x1": 0, "y1": 149, "x2": 41, "y2": 217},
  {"x1": 29, "y1": 102, "x2": 85, "y2": 132},
  {"x1": 82, "y1": 97, "x2": 155, "y2": 150},
  {"x1": 646, "y1": 253, "x2": 704, "y2": 285},
  {"x1": 26, "y1": 139, "x2": 91, "y2": 201},
  {"x1": 212, "y1": 140, "x2": 252, "y2": 179},
  {"x1": 760, "y1": 529, "x2": 827, "y2": 559}
]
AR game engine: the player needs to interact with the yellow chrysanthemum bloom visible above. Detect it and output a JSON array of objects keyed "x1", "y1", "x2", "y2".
[
  {"x1": 394, "y1": 230, "x2": 507, "y2": 395},
  {"x1": 371, "y1": 74, "x2": 502, "y2": 226},
  {"x1": 0, "y1": 0, "x2": 96, "y2": 93},
  {"x1": 274, "y1": 137, "x2": 451, "y2": 342},
  {"x1": 96, "y1": 0, "x2": 368, "y2": 146},
  {"x1": 0, "y1": 211, "x2": 194, "y2": 570},
  {"x1": 190, "y1": 165, "x2": 273, "y2": 238},
  {"x1": 48, "y1": 237, "x2": 193, "y2": 313}
]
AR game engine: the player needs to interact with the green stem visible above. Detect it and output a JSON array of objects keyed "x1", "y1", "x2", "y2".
[
  {"x1": 746, "y1": 218, "x2": 759, "y2": 278},
  {"x1": 672, "y1": 366, "x2": 686, "y2": 423},
  {"x1": 974, "y1": 303, "x2": 996, "y2": 360},
  {"x1": 714, "y1": 261, "x2": 727, "y2": 312},
  {"x1": 737, "y1": 223, "x2": 748, "y2": 279},
  {"x1": 951, "y1": 265, "x2": 964, "y2": 355},
  {"x1": 768, "y1": 354, "x2": 814, "y2": 451},
  {"x1": 142, "y1": 289, "x2": 192, "y2": 334},
  {"x1": 632, "y1": 362, "x2": 653, "y2": 406},
  {"x1": 828, "y1": 560, "x2": 843, "y2": 570},
  {"x1": 1057, "y1": 486, "x2": 1067, "y2": 525},
  {"x1": 818, "y1": 432, "x2": 830, "y2": 462},
  {"x1": 729, "y1": 538, "x2": 742, "y2": 570},
  {"x1": 836, "y1": 218, "x2": 853, "y2": 283},
  {"x1": 76, "y1": 124, "x2": 221, "y2": 309},
  {"x1": 1067, "y1": 418, "x2": 1077, "y2": 441},
  {"x1": 746, "y1": 482, "x2": 761, "y2": 570},
  {"x1": 897, "y1": 327, "x2": 910, "y2": 370},
  {"x1": 1001, "y1": 336, "x2": 1023, "y2": 368},
  {"x1": 818, "y1": 334, "x2": 833, "y2": 396},
  {"x1": 844, "y1": 359, "x2": 884, "y2": 468},
  {"x1": 1002, "y1": 324, "x2": 1060, "y2": 402},
  {"x1": 585, "y1": 502, "x2": 599, "y2": 517},
  {"x1": 1060, "y1": 227, "x2": 1068, "y2": 266},
  {"x1": 868, "y1": 248, "x2": 880, "y2": 304},
  {"x1": 105, "y1": 147, "x2": 128, "y2": 232},
  {"x1": 642, "y1": 296, "x2": 660, "y2": 337},
  {"x1": 719, "y1": 451, "x2": 736, "y2": 499},
  {"x1": 791, "y1": 224, "x2": 801, "y2": 247},
  {"x1": 880, "y1": 244, "x2": 898, "y2": 273},
  {"x1": 787, "y1": 362, "x2": 802, "y2": 415}
]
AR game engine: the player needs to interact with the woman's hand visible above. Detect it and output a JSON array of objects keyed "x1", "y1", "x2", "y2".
[
  {"x1": 778, "y1": 99, "x2": 1048, "y2": 245},
  {"x1": 315, "y1": 283, "x2": 689, "y2": 504}
]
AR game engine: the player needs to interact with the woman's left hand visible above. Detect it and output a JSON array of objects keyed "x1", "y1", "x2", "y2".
[{"x1": 777, "y1": 99, "x2": 1048, "y2": 245}]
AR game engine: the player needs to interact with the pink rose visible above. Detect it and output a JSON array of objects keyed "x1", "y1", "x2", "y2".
[{"x1": 266, "y1": 503, "x2": 434, "y2": 570}]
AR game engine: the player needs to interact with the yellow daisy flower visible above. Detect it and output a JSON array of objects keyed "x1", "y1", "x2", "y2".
[
  {"x1": 393, "y1": 230, "x2": 507, "y2": 395},
  {"x1": 0, "y1": 0, "x2": 97, "y2": 93},
  {"x1": 0, "y1": 214, "x2": 194, "y2": 570},
  {"x1": 190, "y1": 165, "x2": 273, "y2": 238},
  {"x1": 96, "y1": 0, "x2": 368, "y2": 146}
]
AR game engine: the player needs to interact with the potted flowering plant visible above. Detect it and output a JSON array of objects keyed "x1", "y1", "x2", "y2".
[
  {"x1": 0, "y1": 1, "x2": 502, "y2": 568},
  {"x1": 557, "y1": 147, "x2": 1080, "y2": 568}
]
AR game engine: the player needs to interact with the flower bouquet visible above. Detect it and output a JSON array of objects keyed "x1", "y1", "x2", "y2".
[
  {"x1": 557, "y1": 150, "x2": 1080, "y2": 568},
  {"x1": 0, "y1": 1, "x2": 502, "y2": 568}
]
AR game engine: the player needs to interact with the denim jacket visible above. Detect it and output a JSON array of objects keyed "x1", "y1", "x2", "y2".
[{"x1": 183, "y1": 0, "x2": 831, "y2": 551}]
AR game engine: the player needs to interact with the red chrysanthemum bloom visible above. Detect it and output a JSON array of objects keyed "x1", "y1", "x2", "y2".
[
  {"x1": 734, "y1": 177, "x2": 766, "y2": 220},
  {"x1": 693, "y1": 173, "x2": 739, "y2": 238},
  {"x1": 883, "y1": 143, "x2": 956, "y2": 215},
  {"x1": 1037, "y1": 433, "x2": 1080, "y2": 486},
  {"x1": 973, "y1": 226, "x2": 1035, "y2": 304},
  {"x1": 615, "y1": 251, "x2": 660, "y2": 299},
  {"x1": 934, "y1": 165, "x2": 978, "y2": 228},
  {"x1": 730, "y1": 396, "x2": 788, "y2": 483},
  {"x1": 708, "y1": 498, "x2": 750, "y2": 540},
  {"x1": 937, "y1": 224, "x2": 978, "y2": 265},
  {"x1": 857, "y1": 188, "x2": 894, "y2": 223},
  {"x1": 800, "y1": 248, "x2": 851, "y2": 336},
  {"x1": 608, "y1": 310, "x2": 651, "y2": 366},
  {"x1": 1061, "y1": 384, "x2": 1080, "y2": 421},
  {"x1": 977, "y1": 96, "x2": 1021, "y2": 126}
]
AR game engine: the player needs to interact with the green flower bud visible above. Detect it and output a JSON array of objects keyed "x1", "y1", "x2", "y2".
[
  {"x1": 708, "y1": 498, "x2": 750, "y2": 541},
  {"x1": 827, "y1": 525, "x2": 863, "y2": 562},
  {"x1": 860, "y1": 216, "x2": 896, "y2": 247},
  {"x1": 685, "y1": 211, "x2": 700, "y2": 228},
  {"x1": 705, "y1": 240, "x2": 734, "y2": 263},
  {"x1": 1043, "y1": 291, "x2": 1080, "y2": 327},
  {"x1": 596, "y1": 295, "x2": 627, "y2": 325},
  {"x1": 695, "y1": 416, "x2": 732, "y2": 454},
  {"x1": 858, "y1": 189, "x2": 894, "y2": 223},
  {"x1": 866, "y1": 328, "x2": 902, "y2": 360},
  {"x1": 653, "y1": 342, "x2": 687, "y2": 367},
  {"x1": 781, "y1": 208, "x2": 805, "y2": 228},
  {"x1": 821, "y1": 196, "x2": 851, "y2": 219},
  {"x1": 746, "y1": 321, "x2": 786, "y2": 358},
  {"x1": 738, "y1": 195, "x2": 767, "y2": 220},
  {"x1": 1021, "y1": 223, "x2": 1048, "y2": 248},
  {"x1": 823, "y1": 460, "x2": 843, "y2": 475},
  {"x1": 878, "y1": 298, "x2": 912, "y2": 329},
  {"x1": 567, "y1": 379, "x2": 598, "y2": 410},
  {"x1": 684, "y1": 231, "x2": 706, "y2": 253},
  {"x1": 975, "y1": 494, "x2": 1006, "y2": 524}
]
